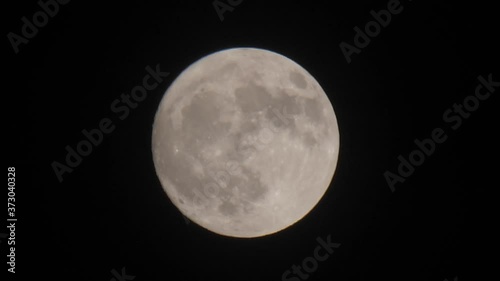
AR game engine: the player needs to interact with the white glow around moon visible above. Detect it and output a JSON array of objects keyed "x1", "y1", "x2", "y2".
[{"x1": 152, "y1": 48, "x2": 339, "y2": 238}]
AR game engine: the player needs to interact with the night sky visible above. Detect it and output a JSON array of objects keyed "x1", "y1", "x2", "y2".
[{"x1": 5, "y1": 0, "x2": 498, "y2": 280}]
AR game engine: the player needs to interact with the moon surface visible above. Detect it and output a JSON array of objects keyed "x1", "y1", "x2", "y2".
[{"x1": 152, "y1": 48, "x2": 339, "y2": 238}]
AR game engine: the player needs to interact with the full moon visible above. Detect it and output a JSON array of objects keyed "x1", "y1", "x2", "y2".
[{"x1": 152, "y1": 48, "x2": 339, "y2": 238}]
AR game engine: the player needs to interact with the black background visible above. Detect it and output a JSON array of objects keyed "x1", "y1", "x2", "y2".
[{"x1": 4, "y1": 0, "x2": 498, "y2": 280}]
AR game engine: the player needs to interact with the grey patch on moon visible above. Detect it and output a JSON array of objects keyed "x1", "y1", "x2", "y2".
[
  {"x1": 303, "y1": 97, "x2": 325, "y2": 124},
  {"x1": 289, "y1": 71, "x2": 307, "y2": 89},
  {"x1": 302, "y1": 133, "x2": 319, "y2": 147},
  {"x1": 234, "y1": 83, "x2": 273, "y2": 113},
  {"x1": 180, "y1": 90, "x2": 232, "y2": 142},
  {"x1": 152, "y1": 47, "x2": 340, "y2": 238}
]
